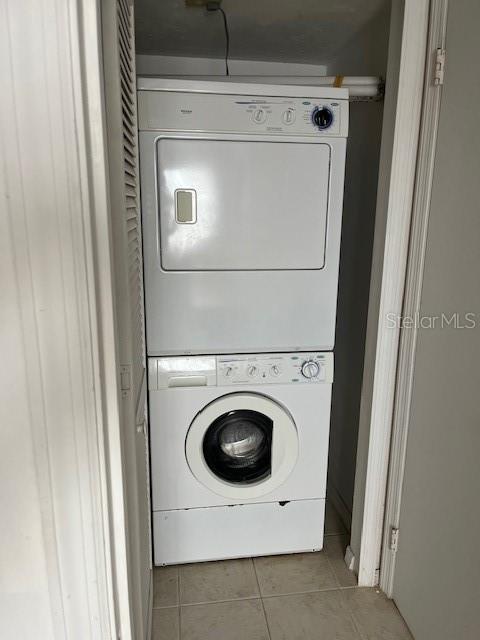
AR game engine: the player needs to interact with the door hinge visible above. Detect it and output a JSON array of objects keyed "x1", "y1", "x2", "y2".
[
  {"x1": 434, "y1": 48, "x2": 446, "y2": 86},
  {"x1": 389, "y1": 527, "x2": 400, "y2": 553},
  {"x1": 120, "y1": 364, "x2": 131, "y2": 397}
]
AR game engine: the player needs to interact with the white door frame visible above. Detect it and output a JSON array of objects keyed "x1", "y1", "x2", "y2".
[
  {"x1": 352, "y1": 0, "x2": 432, "y2": 586},
  {"x1": 379, "y1": 0, "x2": 449, "y2": 596},
  {"x1": 71, "y1": 0, "x2": 135, "y2": 636}
]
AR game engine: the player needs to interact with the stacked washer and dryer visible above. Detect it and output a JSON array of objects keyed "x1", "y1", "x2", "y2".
[{"x1": 138, "y1": 78, "x2": 348, "y2": 565}]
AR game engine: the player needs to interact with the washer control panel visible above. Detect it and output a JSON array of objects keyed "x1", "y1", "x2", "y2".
[
  {"x1": 217, "y1": 352, "x2": 333, "y2": 386},
  {"x1": 150, "y1": 352, "x2": 334, "y2": 389}
]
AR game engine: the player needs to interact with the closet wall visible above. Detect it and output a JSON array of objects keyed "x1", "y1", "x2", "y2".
[{"x1": 327, "y1": 2, "x2": 391, "y2": 524}]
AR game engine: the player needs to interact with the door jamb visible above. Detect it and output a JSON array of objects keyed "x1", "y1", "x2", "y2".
[
  {"x1": 379, "y1": 0, "x2": 449, "y2": 596},
  {"x1": 353, "y1": 0, "x2": 432, "y2": 587}
]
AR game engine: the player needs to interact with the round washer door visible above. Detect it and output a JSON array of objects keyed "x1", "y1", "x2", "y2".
[{"x1": 185, "y1": 393, "x2": 298, "y2": 500}]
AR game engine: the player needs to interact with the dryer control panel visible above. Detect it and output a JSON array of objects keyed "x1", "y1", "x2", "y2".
[
  {"x1": 217, "y1": 352, "x2": 334, "y2": 386},
  {"x1": 138, "y1": 81, "x2": 349, "y2": 137}
]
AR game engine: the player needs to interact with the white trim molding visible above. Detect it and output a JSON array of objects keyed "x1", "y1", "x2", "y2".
[
  {"x1": 77, "y1": 0, "x2": 137, "y2": 636},
  {"x1": 354, "y1": 0, "x2": 431, "y2": 587},
  {"x1": 380, "y1": 0, "x2": 449, "y2": 597},
  {"x1": 345, "y1": 545, "x2": 356, "y2": 572}
]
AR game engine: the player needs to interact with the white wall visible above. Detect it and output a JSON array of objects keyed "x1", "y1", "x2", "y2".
[{"x1": 136, "y1": 53, "x2": 327, "y2": 76}]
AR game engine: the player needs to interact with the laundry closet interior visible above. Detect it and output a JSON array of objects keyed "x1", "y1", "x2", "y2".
[{"x1": 117, "y1": 0, "x2": 397, "y2": 634}]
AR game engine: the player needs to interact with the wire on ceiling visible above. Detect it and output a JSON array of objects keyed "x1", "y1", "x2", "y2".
[{"x1": 206, "y1": 2, "x2": 230, "y2": 76}]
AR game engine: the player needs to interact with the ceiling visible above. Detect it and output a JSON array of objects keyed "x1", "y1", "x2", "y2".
[{"x1": 135, "y1": 0, "x2": 390, "y2": 65}]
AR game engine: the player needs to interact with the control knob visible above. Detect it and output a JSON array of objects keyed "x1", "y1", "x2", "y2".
[
  {"x1": 312, "y1": 106, "x2": 333, "y2": 130},
  {"x1": 247, "y1": 365, "x2": 258, "y2": 378},
  {"x1": 282, "y1": 108, "x2": 295, "y2": 125},
  {"x1": 301, "y1": 360, "x2": 320, "y2": 379},
  {"x1": 252, "y1": 108, "x2": 266, "y2": 124}
]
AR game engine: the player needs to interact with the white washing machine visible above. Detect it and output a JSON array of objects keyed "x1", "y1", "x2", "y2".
[
  {"x1": 138, "y1": 78, "x2": 348, "y2": 355},
  {"x1": 148, "y1": 351, "x2": 333, "y2": 565}
]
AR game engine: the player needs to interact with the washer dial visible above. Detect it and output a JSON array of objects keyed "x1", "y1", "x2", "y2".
[
  {"x1": 270, "y1": 364, "x2": 282, "y2": 377},
  {"x1": 247, "y1": 365, "x2": 258, "y2": 378},
  {"x1": 301, "y1": 360, "x2": 320, "y2": 379}
]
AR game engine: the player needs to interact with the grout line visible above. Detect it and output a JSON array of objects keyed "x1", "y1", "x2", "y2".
[
  {"x1": 252, "y1": 558, "x2": 273, "y2": 640},
  {"x1": 177, "y1": 567, "x2": 181, "y2": 639},
  {"x1": 151, "y1": 583, "x2": 363, "y2": 610},
  {"x1": 338, "y1": 590, "x2": 366, "y2": 640},
  {"x1": 323, "y1": 535, "x2": 343, "y2": 591},
  {"x1": 180, "y1": 594, "x2": 262, "y2": 607},
  {"x1": 260, "y1": 586, "x2": 353, "y2": 601}
]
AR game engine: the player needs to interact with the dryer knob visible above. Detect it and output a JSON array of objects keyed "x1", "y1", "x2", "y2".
[
  {"x1": 224, "y1": 366, "x2": 234, "y2": 377},
  {"x1": 312, "y1": 106, "x2": 333, "y2": 130},
  {"x1": 301, "y1": 360, "x2": 320, "y2": 379},
  {"x1": 252, "y1": 108, "x2": 266, "y2": 124},
  {"x1": 247, "y1": 365, "x2": 258, "y2": 378}
]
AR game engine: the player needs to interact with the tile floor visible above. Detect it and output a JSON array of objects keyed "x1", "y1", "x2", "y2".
[{"x1": 151, "y1": 503, "x2": 413, "y2": 640}]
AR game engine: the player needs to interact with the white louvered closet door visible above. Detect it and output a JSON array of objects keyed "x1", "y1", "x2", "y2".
[{"x1": 102, "y1": 0, "x2": 151, "y2": 638}]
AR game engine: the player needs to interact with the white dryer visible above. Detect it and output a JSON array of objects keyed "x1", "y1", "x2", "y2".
[
  {"x1": 148, "y1": 351, "x2": 333, "y2": 565},
  {"x1": 138, "y1": 78, "x2": 348, "y2": 355}
]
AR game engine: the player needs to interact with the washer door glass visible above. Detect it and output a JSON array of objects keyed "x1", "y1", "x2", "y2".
[{"x1": 202, "y1": 410, "x2": 273, "y2": 484}]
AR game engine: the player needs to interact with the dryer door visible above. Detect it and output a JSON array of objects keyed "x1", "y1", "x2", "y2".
[
  {"x1": 157, "y1": 138, "x2": 330, "y2": 271},
  {"x1": 186, "y1": 393, "x2": 298, "y2": 499}
]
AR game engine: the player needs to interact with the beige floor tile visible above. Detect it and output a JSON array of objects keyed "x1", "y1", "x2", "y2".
[
  {"x1": 154, "y1": 565, "x2": 179, "y2": 608},
  {"x1": 253, "y1": 551, "x2": 337, "y2": 596},
  {"x1": 325, "y1": 501, "x2": 348, "y2": 535},
  {"x1": 324, "y1": 534, "x2": 357, "y2": 587},
  {"x1": 179, "y1": 558, "x2": 259, "y2": 604},
  {"x1": 181, "y1": 599, "x2": 269, "y2": 640},
  {"x1": 263, "y1": 590, "x2": 360, "y2": 640},
  {"x1": 151, "y1": 607, "x2": 180, "y2": 640},
  {"x1": 342, "y1": 588, "x2": 414, "y2": 640}
]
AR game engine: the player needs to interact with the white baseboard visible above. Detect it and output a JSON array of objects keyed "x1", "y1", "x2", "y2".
[{"x1": 344, "y1": 545, "x2": 356, "y2": 572}]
